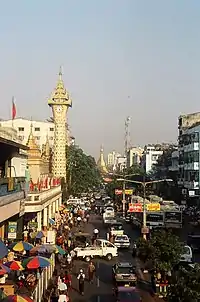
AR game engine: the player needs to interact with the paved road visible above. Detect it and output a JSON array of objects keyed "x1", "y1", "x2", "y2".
[{"x1": 69, "y1": 214, "x2": 162, "y2": 302}]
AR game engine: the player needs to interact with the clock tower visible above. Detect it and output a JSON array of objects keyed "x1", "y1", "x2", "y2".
[{"x1": 48, "y1": 67, "x2": 72, "y2": 180}]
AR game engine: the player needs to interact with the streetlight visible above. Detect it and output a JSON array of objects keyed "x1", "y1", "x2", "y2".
[
  {"x1": 116, "y1": 178, "x2": 173, "y2": 239},
  {"x1": 110, "y1": 172, "x2": 140, "y2": 218}
]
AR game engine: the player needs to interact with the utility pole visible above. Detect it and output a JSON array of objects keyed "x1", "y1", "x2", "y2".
[
  {"x1": 122, "y1": 116, "x2": 131, "y2": 217},
  {"x1": 124, "y1": 116, "x2": 131, "y2": 165}
]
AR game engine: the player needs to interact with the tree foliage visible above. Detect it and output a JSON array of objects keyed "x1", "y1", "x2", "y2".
[
  {"x1": 137, "y1": 229, "x2": 184, "y2": 272},
  {"x1": 66, "y1": 145, "x2": 102, "y2": 196},
  {"x1": 168, "y1": 263, "x2": 200, "y2": 302}
]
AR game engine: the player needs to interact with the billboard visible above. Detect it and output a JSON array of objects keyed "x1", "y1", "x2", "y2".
[
  {"x1": 115, "y1": 189, "x2": 133, "y2": 195},
  {"x1": 146, "y1": 203, "x2": 160, "y2": 211},
  {"x1": 129, "y1": 203, "x2": 143, "y2": 212}
]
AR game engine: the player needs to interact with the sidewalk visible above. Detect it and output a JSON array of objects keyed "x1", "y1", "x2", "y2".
[{"x1": 137, "y1": 261, "x2": 165, "y2": 302}]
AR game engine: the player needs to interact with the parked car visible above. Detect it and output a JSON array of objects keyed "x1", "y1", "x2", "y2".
[{"x1": 114, "y1": 235, "x2": 130, "y2": 249}]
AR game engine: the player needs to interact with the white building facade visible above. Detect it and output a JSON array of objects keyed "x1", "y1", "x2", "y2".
[
  {"x1": 127, "y1": 147, "x2": 144, "y2": 168},
  {"x1": 0, "y1": 118, "x2": 55, "y2": 149},
  {"x1": 143, "y1": 146, "x2": 163, "y2": 173},
  {"x1": 107, "y1": 151, "x2": 122, "y2": 170}
]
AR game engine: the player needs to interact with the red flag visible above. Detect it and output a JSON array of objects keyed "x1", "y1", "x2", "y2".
[{"x1": 12, "y1": 98, "x2": 16, "y2": 120}]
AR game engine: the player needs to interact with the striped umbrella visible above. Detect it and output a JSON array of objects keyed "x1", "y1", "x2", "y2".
[
  {"x1": 22, "y1": 256, "x2": 51, "y2": 269},
  {"x1": 0, "y1": 264, "x2": 11, "y2": 275},
  {"x1": 9, "y1": 241, "x2": 33, "y2": 252},
  {"x1": 4, "y1": 261, "x2": 24, "y2": 271},
  {"x1": 55, "y1": 245, "x2": 66, "y2": 255}
]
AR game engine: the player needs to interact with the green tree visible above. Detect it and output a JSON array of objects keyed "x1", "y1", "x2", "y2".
[
  {"x1": 168, "y1": 263, "x2": 200, "y2": 302},
  {"x1": 137, "y1": 229, "x2": 184, "y2": 272},
  {"x1": 66, "y1": 145, "x2": 102, "y2": 196},
  {"x1": 151, "y1": 229, "x2": 184, "y2": 272}
]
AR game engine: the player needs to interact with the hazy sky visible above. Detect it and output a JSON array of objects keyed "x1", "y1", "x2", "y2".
[{"x1": 1, "y1": 0, "x2": 200, "y2": 158}]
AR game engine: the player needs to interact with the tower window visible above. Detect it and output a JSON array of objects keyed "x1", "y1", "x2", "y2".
[
  {"x1": 50, "y1": 127, "x2": 54, "y2": 131},
  {"x1": 34, "y1": 127, "x2": 40, "y2": 131},
  {"x1": 18, "y1": 127, "x2": 24, "y2": 131}
]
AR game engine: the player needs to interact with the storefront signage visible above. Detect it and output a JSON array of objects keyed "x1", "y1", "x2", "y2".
[
  {"x1": 8, "y1": 221, "x2": 17, "y2": 239},
  {"x1": 129, "y1": 203, "x2": 143, "y2": 212},
  {"x1": 146, "y1": 203, "x2": 160, "y2": 211},
  {"x1": 115, "y1": 189, "x2": 133, "y2": 195}
]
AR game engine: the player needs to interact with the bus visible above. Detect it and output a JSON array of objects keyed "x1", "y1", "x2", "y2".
[
  {"x1": 164, "y1": 210, "x2": 182, "y2": 228},
  {"x1": 146, "y1": 212, "x2": 164, "y2": 229}
]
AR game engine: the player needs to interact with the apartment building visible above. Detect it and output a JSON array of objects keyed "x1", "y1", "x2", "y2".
[
  {"x1": 127, "y1": 147, "x2": 144, "y2": 168},
  {"x1": 142, "y1": 145, "x2": 163, "y2": 173},
  {"x1": 178, "y1": 114, "x2": 200, "y2": 198},
  {"x1": 107, "y1": 151, "x2": 122, "y2": 171}
]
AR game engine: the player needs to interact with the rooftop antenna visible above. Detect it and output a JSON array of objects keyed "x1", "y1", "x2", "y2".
[{"x1": 124, "y1": 116, "x2": 131, "y2": 165}]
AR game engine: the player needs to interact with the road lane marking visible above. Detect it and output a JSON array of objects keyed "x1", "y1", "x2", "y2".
[
  {"x1": 97, "y1": 295, "x2": 100, "y2": 302},
  {"x1": 97, "y1": 261, "x2": 100, "y2": 287}
]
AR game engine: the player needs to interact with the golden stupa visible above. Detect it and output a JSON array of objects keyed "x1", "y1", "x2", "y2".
[
  {"x1": 26, "y1": 124, "x2": 50, "y2": 182},
  {"x1": 97, "y1": 146, "x2": 108, "y2": 174},
  {"x1": 26, "y1": 123, "x2": 41, "y2": 158}
]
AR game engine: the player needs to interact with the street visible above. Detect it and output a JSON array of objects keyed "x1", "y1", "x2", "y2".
[{"x1": 69, "y1": 214, "x2": 162, "y2": 302}]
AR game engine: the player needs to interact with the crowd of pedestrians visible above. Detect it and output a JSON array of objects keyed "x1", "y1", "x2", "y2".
[{"x1": 49, "y1": 205, "x2": 97, "y2": 302}]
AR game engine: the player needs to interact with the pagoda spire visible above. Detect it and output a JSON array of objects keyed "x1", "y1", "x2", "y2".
[
  {"x1": 97, "y1": 145, "x2": 108, "y2": 174},
  {"x1": 26, "y1": 122, "x2": 41, "y2": 158},
  {"x1": 48, "y1": 67, "x2": 72, "y2": 106}
]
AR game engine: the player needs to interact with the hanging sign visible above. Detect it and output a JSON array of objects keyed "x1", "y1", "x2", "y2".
[
  {"x1": 8, "y1": 221, "x2": 17, "y2": 239},
  {"x1": 129, "y1": 203, "x2": 143, "y2": 212},
  {"x1": 146, "y1": 203, "x2": 160, "y2": 211},
  {"x1": 115, "y1": 189, "x2": 133, "y2": 195}
]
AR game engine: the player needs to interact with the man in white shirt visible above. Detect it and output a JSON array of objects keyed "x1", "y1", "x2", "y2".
[
  {"x1": 77, "y1": 269, "x2": 85, "y2": 295},
  {"x1": 93, "y1": 228, "x2": 99, "y2": 239},
  {"x1": 58, "y1": 278, "x2": 67, "y2": 292}
]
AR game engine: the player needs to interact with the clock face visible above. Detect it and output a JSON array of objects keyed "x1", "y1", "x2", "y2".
[{"x1": 56, "y1": 105, "x2": 62, "y2": 113}]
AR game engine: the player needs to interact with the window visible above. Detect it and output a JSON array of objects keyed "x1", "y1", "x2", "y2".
[
  {"x1": 50, "y1": 127, "x2": 54, "y2": 131},
  {"x1": 49, "y1": 136, "x2": 54, "y2": 140},
  {"x1": 105, "y1": 242, "x2": 115, "y2": 248},
  {"x1": 18, "y1": 127, "x2": 24, "y2": 131},
  {"x1": 34, "y1": 127, "x2": 40, "y2": 131},
  {"x1": 35, "y1": 136, "x2": 40, "y2": 140},
  {"x1": 18, "y1": 135, "x2": 24, "y2": 140}
]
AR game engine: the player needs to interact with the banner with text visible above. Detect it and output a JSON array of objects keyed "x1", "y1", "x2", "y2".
[
  {"x1": 146, "y1": 203, "x2": 160, "y2": 211},
  {"x1": 115, "y1": 189, "x2": 133, "y2": 195},
  {"x1": 8, "y1": 221, "x2": 17, "y2": 239},
  {"x1": 129, "y1": 203, "x2": 143, "y2": 212}
]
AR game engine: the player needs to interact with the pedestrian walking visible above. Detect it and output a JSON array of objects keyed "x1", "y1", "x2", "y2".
[
  {"x1": 88, "y1": 261, "x2": 96, "y2": 283},
  {"x1": 77, "y1": 269, "x2": 85, "y2": 295},
  {"x1": 51, "y1": 287, "x2": 59, "y2": 302}
]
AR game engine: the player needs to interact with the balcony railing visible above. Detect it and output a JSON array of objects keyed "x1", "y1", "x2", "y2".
[
  {"x1": 0, "y1": 177, "x2": 26, "y2": 206},
  {"x1": 25, "y1": 185, "x2": 61, "y2": 205}
]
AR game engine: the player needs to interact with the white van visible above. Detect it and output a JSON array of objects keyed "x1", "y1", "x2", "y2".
[
  {"x1": 180, "y1": 245, "x2": 193, "y2": 263},
  {"x1": 67, "y1": 198, "x2": 84, "y2": 206}
]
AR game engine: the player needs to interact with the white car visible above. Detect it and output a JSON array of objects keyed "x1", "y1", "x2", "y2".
[{"x1": 114, "y1": 234, "x2": 130, "y2": 248}]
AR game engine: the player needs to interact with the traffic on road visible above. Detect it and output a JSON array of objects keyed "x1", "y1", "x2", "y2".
[{"x1": 52, "y1": 195, "x2": 163, "y2": 302}]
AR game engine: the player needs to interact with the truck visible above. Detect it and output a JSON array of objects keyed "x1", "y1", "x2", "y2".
[{"x1": 73, "y1": 239, "x2": 118, "y2": 262}]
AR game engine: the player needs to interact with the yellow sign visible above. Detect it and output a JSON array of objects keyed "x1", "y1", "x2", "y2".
[
  {"x1": 146, "y1": 203, "x2": 160, "y2": 211},
  {"x1": 125, "y1": 189, "x2": 133, "y2": 195}
]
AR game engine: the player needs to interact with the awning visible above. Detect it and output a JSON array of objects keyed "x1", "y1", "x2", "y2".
[{"x1": 0, "y1": 137, "x2": 29, "y2": 150}]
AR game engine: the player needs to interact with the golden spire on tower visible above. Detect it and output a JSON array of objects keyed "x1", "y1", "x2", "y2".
[
  {"x1": 97, "y1": 146, "x2": 108, "y2": 174},
  {"x1": 48, "y1": 66, "x2": 72, "y2": 106},
  {"x1": 26, "y1": 123, "x2": 41, "y2": 158}
]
